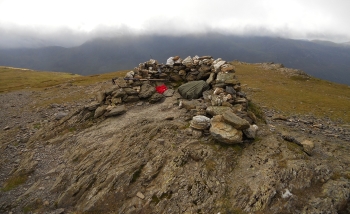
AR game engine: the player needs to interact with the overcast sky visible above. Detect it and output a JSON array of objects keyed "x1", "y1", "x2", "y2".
[{"x1": 1, "y1": 0, "x2": 349, "y2": 48}]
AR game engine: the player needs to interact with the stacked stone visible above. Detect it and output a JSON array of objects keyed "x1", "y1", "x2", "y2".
[{"x1": 85, "y1": 55, "x2": 258, "y2": 144}]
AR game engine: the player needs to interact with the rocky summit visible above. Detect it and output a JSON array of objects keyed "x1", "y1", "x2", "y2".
[{"x1": 0, "y1": 56, "x2": 350, "y2": 214}]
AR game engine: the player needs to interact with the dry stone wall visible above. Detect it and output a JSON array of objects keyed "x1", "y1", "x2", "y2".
[{"x1": 85, "y1": 55, "x2": 259, "y2": 144}]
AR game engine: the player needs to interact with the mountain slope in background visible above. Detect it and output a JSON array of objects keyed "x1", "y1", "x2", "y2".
[{"x1": 0, "y1": 34, "x2": 350, "y2": 85}]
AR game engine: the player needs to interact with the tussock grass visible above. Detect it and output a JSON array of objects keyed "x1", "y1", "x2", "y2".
[{"x1": 233, "y1": 62, "x2": 350, "y2": 123}]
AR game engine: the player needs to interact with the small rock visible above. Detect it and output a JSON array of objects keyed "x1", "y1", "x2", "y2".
[
  {"x1": 243, "y1": 125, "x2": 259, "y2": 139},
  {"x1": 3, "y1": 126, "x2": 10, "y2": 130},
  {"x1": 163, "y1": 89, "x2": 175, "y2": 97},
  {"x1": 157, "y1": 139, "x2": 165, "y2": 145},
  {"x1": 50, "y1": 208, "x2": 65, "y2": 214},
  {"x1": 190, "y1": 115, "x2": 211, "y2": 130},
  {"x1": 136, "y1": 192, "x2": 145, "y2": 199},
  {"x1": 301, "y1": 140, "x2": 315, "y2": 155},
  {"x1": 55, "y1": 112, "x2": 68, "y2": 120},
  {"x1": 149, "y1": 93, "x2": 164, "y2": 104},
  {"x1": 181, "y1": 100, "x2": 201, "y2": 110}
]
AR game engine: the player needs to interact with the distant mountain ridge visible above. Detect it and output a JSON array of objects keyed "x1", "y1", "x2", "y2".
[{"x1": 0, "y1": 34, "x2": 350, "y2": 85}]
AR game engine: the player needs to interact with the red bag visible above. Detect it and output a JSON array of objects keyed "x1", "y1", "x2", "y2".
[{"x1": 156, "y1": 84, "x2": 168, "y2": 94}]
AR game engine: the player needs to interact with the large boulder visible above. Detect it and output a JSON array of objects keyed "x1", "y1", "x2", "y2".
[
  {"x1": 210, "y1": 115, "x2": 243, "y2": 144},
  {"x1": 178, "y1": 80, "x2": 210, "y2": 100}
]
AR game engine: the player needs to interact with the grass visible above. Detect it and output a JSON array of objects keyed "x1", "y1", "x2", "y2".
[
  {"x1": 0, "y1": 66, "x2": 128, "y2": 93},
  {"x1": 232, "y1": 62, "x2": 350, "y2": 123},
  {"x1": 1, "y1": 173, "x2": 28, "y2": 192}
]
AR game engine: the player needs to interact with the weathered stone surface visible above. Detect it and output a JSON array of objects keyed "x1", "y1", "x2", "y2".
[
  {"x1": 206, "y1": 72, "x2": 215, "y2": 84},
  {"x1": 180, "y1": 100, "x2": 201, "y2": 110},
  {"x1": 243, "y1": 124, "x2": 259, "y2": 139},
  {"x1": 111, "y1": 97, "x2": 122, "y2": 105},
  {"x1": 123, "y1": 87, "x2": 139, "y2": 96},
  {"x1": 163, "y1": 89, "x2": 175, "y2": 97},
  {"x1": 222, "y1": 110, "x2": 250, "y2": 130},
  {"x1": 213, "y1": 60, "x2": 226, "y2": 72},
  {"x1": 149, "y1": 93, "x2": 164, "y2": 104},
  {"x1": 301, "y1": 140, "x2": 315, "y2": 155},
  {"x1": 178, "y1": 80, "x2": 210, "y2": 99},
  {"x1": 96, "y1": 91, "x2": 106, "y2": 104},
  {"x1": 112, "y1": 89, "x2": 127, "y2": 98},
  {"x1": 85, "y1": 102, "x2": 100, "y2": 111},
  {"x1": 182, "y1": 56, "x2": 193, "y2": 67},
  {"x1": 190, "y1": 115, "x2": 211, "y2": 130},
  {"x1": 206, "y1": 106, "x2": 232, "y2": 116},
  {"x1": 123, "y1": 95, "x2": 139, "y2": 103},
  {"x1": 94, "y1": 105, "x2": 107, "y2": 118},
  {"x1": 220, "y1": 64, "x2": 235, "y2": 72},
  {"x1": 55, "y1": 112, "x2": 68, "y2": 120},
  {"x1": 210, "y1": 116, "x2": 243, "y2": 144},
  {"x1": 138, "y1": 83, "x2": 156, "y2": 99},
  {"x1": 216, "y1": 72, "x2": 235, "y2": 83},
  {"x1": 105, "y1": 105, "x2": 126, "y2": 117}
]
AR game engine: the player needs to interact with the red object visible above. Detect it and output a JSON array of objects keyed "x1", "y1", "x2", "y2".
[{"x1": 156, "y1": 84, "x2": 168, "y2": 94}]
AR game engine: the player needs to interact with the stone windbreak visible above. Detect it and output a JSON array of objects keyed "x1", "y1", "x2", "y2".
[{"x1": 85, "y1": 56, "x2": 259, "y2": 144}]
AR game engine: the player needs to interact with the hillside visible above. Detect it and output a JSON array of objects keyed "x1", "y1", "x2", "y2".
[
  {"x1": 1, "y1": 35, "x2": 350, "y2": 85},
  {"x1": 0, "y1": 59, "x2": 349, "y2": 214}
]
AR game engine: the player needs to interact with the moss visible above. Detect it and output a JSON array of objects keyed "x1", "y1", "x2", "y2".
[{"x1": 130, "y1": 165, "x2": 145, "y2": 183}]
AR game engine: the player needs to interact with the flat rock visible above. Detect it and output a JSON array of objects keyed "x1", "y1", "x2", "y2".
[
  {"x1": 105, "y1": 105, "x2": 126, "y2": 117},
  {"x1": 181, "y1": 100, "x2": 201, "y2": 110},
  {"x1": 136, "y1": 192, "x2": 145, "y2": 199},
  {"x1": 163, "y1": 89, "x2": 175, "y2": 97},
  {"x1": 85, "y1": 101, "x2": 100, "y2": 111},
  {"x1": 206, "y1": 106, "x2": 232, "y2": 116},
  {"x1": 190, "y1": 115, "x2": 211, "y2": 130},
  {"x1": 94, "y1": 105, "x2": 107, "y2": 118},
  {"x1": 210, "y1": 116, "x2": 243, "y2": 144},
  {"x1": 222, "y1": 110, "x2": 250, "y2": 130}
]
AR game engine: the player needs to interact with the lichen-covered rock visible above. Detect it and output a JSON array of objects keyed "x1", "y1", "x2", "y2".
[
  {"x1": 96, "y1": 91, "x2": 106, "y2": 104},
  {"x1": 210, "y1": 115, "x2": 243, "y2": 144}
]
